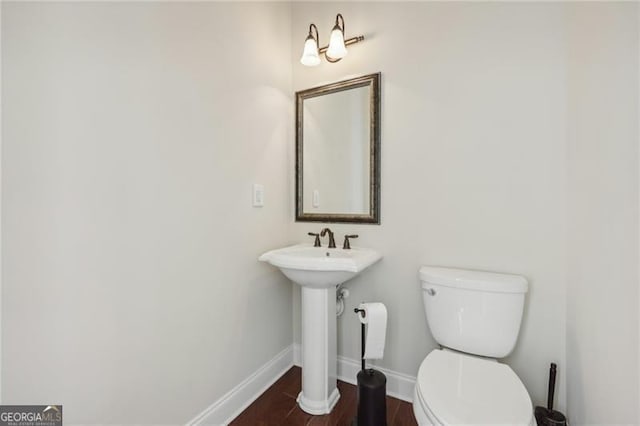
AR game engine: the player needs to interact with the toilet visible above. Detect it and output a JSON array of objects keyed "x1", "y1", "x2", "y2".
[{"x1": 413, "y1": 266, "x2": 534, "y2": 425}]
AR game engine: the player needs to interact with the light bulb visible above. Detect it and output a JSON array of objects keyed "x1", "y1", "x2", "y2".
[
  {"x1": 326, "y1": 26, "x2": 347, "y2": 60},
  {"x1": 300, "y1": 36, "x2": 320, "y2": 67}
]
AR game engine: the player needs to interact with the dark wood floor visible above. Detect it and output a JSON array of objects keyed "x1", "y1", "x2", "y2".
[{"x1": 230, "y1": 366, "x2": 417, "y2": 426}]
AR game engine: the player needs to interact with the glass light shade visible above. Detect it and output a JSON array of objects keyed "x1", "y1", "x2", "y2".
[
  {"x1": 300, "y1": 37, "x2": 321, "y2": 66},
  {"x1": 326, "y1": 27, "x2": 348, "y2": 59}
]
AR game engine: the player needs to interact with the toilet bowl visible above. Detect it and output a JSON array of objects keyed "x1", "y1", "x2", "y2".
[
  {"x1": 412, "y1": 349, "x2": 533, "y2": 425},
  {"x1": 415, "y1": 266, "x2": 533, "y2": 425}
]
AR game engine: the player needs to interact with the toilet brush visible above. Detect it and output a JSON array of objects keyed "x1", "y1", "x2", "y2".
[{"x1": 534, "y1": 363, "x2": 567, "y2": 426}]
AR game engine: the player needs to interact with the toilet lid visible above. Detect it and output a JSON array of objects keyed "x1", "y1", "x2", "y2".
[{"x1": 417, "y1": 350, "x2": 533, "y2": 425}]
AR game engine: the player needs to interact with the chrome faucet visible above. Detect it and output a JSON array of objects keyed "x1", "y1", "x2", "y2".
[{"x1": 320, "y1": 228, "x2": 336, "y2": 249}]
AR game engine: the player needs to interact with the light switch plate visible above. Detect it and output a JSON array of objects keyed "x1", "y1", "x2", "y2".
[{"x1": 253, "y1": 184, "x2": 264, "y2": 207}]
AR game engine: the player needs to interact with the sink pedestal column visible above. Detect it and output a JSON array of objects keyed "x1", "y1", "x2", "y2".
[{"x1": 297, "y1": 286, "x2": 340, "y2": 415}]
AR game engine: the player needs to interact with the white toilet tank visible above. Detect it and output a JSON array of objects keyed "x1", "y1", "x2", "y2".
[{"x1": 419, "y1": 266, "x2": 528, "y2": 358}]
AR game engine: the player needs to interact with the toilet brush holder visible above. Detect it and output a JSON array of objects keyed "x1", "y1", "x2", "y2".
[
  {"x1": 353, "y1": 308, "x2": 387, "y2": 426},
  {"x1": 534, "y1": 363, "x2": 567, "y2": 426}
]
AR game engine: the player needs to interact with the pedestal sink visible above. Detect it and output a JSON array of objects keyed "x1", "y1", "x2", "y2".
[{"x1": 259, "y1": 244, "x2": 382, "y2": 415}]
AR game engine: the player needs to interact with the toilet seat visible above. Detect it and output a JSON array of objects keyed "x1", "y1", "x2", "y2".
[{"x1": 415, "y1": 349, "x2": 533, "y2": 425}]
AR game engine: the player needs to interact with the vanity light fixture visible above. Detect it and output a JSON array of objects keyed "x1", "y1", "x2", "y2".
[{"x1": 300, "y1": 14, "x2": 364, "y2": 66}]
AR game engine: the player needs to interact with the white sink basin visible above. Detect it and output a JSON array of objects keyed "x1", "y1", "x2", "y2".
[{"x1": 259, "y1": 244, "x2": 382, "y2": 288}]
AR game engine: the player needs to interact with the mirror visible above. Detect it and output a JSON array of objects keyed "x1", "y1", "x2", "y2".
[{"x1": 296, "y1": 73, "x2": 381, "y2": 224}]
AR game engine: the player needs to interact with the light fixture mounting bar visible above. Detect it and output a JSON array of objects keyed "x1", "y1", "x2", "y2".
[{"x1": 319, "y1": 35, "x2": 364, "y2": 54}]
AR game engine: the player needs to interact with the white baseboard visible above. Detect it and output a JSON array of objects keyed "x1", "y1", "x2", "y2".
[
  {"x1": 187, "y1": 346, "x2": 294, "y2": 426},
  {"x1": 292, "y1": 343, "x2": 415, "y2": 403}
]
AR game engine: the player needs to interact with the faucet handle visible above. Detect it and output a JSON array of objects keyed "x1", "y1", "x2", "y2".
[
  {"x1": 343, "y1": 234, "x2": 359, "y2": 250},
  {"x1": 308, "y1": 232, "x2": 321, "y2": 247}
]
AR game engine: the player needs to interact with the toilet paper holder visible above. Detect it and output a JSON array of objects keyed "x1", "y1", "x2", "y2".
[
  {"x1": 354, "y1": 308, "x2": 366, "y2": 371},
  {"x1": 353, "y1": 307, "x2": 387, "y2": 426}
]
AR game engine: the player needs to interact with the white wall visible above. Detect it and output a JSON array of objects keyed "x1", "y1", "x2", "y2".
[
  {"x1": 566, "y1": 3, "x2": 639, "y2": 424},
  {"x1": 291, "y1": 1, "x2": 569, "y2": 411},
  {"x1": 1, "y1": 2, "x2": 293, "y2": 423}
]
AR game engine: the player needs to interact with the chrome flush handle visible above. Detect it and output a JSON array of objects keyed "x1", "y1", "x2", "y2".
[{"x1": 426, "y1": 288, "x2": 437, "y2": 296}]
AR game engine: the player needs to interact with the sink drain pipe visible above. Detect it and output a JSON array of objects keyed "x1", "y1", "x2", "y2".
[{"x1": 336, "y1": 286, "x2": 349, "y2": 316}]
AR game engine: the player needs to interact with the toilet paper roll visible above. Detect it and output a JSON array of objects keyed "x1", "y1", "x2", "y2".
[{"x1": 358, "y1": 302, "x2": 388, "y2": 360}]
